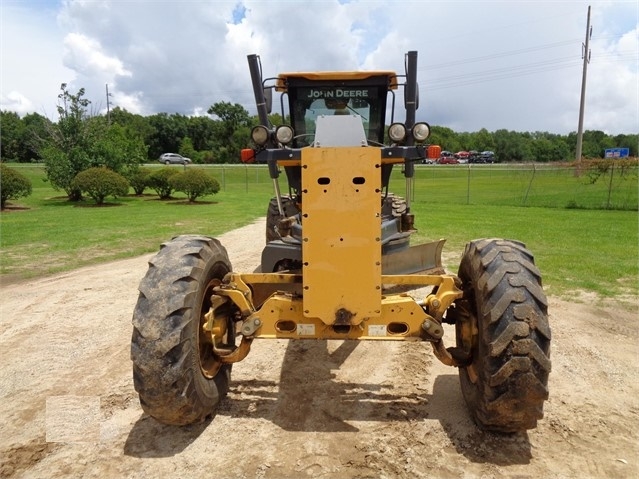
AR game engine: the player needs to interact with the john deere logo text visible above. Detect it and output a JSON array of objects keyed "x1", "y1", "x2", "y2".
[{"x1": 306, "y1": 89, "x2": 369, "y2": 99}]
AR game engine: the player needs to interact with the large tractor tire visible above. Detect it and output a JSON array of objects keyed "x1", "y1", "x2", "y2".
[
  {"x1": 266, "y1": 196, "x2": 300, "y2": 243},
  {"x1": 381, "y1": 193, "x2": 407, "y2": 218},
  {"x1": 131, "y1": 235, "x2": 234, "y2": 426},
  {"x1": 453, "y1": 239, "x2": 551, "y2": 432}
]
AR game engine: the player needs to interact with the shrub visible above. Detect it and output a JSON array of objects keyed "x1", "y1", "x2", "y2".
[
  {"x1": 70, "y1": 167, "x2": 129, "y2": 205},
  {"x1": 1, "y1": 164, "x2": 33, "y2": 209},
  {"x1": 128, "y1": 167, "x2": 151, "y2": 195},
  {"x1": 147, "y1": 167, "x2": 180, "y2": 199},
  {"x1": 169, "y1": 169, "x2": 220, "y2": 202}
]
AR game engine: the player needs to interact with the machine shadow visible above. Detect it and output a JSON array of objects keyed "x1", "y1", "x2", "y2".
[
  {"x1": 219, "y1": 339, "x2": 430, "y2": 432},
  {"x1": 429, "y1": 374, "x2": 532, "y2": 466},
  {"x1": 219, "y1": 341, "x2": 532, "y2": 465},
  {"x1": 124, "y1": 414, "x2": 212, "y2": 458},
  {"x1": 123, "y1": 344, "x2": 532, "y2": 464}
]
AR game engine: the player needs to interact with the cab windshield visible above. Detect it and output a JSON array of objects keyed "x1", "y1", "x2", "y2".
[{"x1": 286, "y1": 84, "x2": 389, "y2": 147}]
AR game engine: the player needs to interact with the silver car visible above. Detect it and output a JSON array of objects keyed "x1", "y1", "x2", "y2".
[{"x1": 159, "y1": 153, "x2": 192, "y2": 165}]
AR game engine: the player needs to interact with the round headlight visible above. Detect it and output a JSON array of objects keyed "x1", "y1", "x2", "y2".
[
  {"x1": 388, "y1": 123, "x2": 407, "y2": 142},
  {"x1": 275, "y1": 125, "x2": 294, "y2": 145},
  {"x1": 412, "y1": 122, "x2": 431, "y2": 142},
  {"x1": 251, "y1": 125, "x2": 270, "y2": 146}
]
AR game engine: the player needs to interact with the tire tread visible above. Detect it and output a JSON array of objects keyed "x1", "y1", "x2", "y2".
[
  {"x1": 131, "y1": 235, "x2": 232, "y2": 426},
  {"x1": 457, "y1": 239, "x2": 551, "y2": 432}
]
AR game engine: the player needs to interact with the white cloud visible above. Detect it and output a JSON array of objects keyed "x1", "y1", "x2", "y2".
[
  {"x1": 0, "y1": 2, "x2": 76, "y2": 118},
  {"x1": 1, "y1": 0, "x2": 637, "y2": 134},
  {"x1": 586, "y1": 25, "x2": 639, "y2": 133},
  {"x1": 0, "y1": 91, "x2": 34, "y2": 115},
  {"x1": 62, "y1": 33, "x2": 131, "y2": 78}
]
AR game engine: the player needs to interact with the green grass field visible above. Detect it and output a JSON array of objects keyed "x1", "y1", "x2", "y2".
[{"x1": 1, "y1": 164, "x2": 637, "y2": 299}]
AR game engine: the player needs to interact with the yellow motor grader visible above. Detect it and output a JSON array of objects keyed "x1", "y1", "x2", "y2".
[{"x1": 131, "y1": 51, "x2": 551, "y2": 432}]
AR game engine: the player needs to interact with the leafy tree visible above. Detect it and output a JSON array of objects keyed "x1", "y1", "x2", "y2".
[
  {"x1": 428, "y1": 125, "x2": 460, "y2": 152},
  {"x1": 91, "y1": 122, "x2": 147, "y2": 174},
  {"x1": 613, "y1": 134, "x2": 638, "y2": 157},
  {"x1": 208, "y1": 102, "x2": 251, "y2": 137},
  {"x1": 128, "y1": 167, "x2": 152, "y2": 195},
  {"x1": 178, "y1": 136, "x2": 200, "y2": 163},
  {"x1": 42, "y1": 85, "x2": 147, "y2": 200},
  {"x1": 493, "y1": 129, "x2": 533, "y2": 162},
  {"x1": 41, "y1": 144, "x2": 91, "y2": 201},
  {"x1": 208, "y1": 102, "x2": 252, "y2": 163},
  {"x1": 148, "y1": 167, "x2": 180, "y2": 199},
  {"x1": 147, "y1": 112, "x2": 189, "y2": 160},
  {"x1": 0, "y1": 111, "x2": 24, "y2": 161},
  {"x1": 473, "y1": 128, "x2": 495, "y2": 152},
  {"x1": 457, "y1": 131, "x2": 473, "y2": 151},
  {"x1": 529, "y1": 132, "x2": 570, "y2": 162},
  {"x1": 8, "y1": 89, "x2": 635, "y2": 168},
  {"x1": 213, "y1": 146, "x2": 231, "y2": 164},
  {"x1": 266, "y1": 112, "x2": 286, "y2": 127},
  {"x1": 0, "y1": 164, "x2": 32, "y2": 209},
  {"x1": 71, "y1": 167, "x2": 129, "y2": 205},
  {"x1": 169, "y1": 169, "x2": 220, "y2": 202},
  {"x1": 187, "y1": 116, "x2": 216, "y2": 151},
  {"x1": 200, "y1": 150, "x2": 217, "y2": 164},
  {"x1": 530, "y1": 137, "x2": 555, "y2": 163},
  {"x1": 42, "y1": 85, "x2": 97, "y2": 200},
  {"x1": 21, "y1": 113, "x2": 50, "y2": 162},
  {"x1": 568, "y1": 130, "x2": 625, "y2": 159},
  {"x1": 110, "y1": 107, "x2": 154, "y2": 144},
  {"x1": 1, "y1": 111, "x2": 50, "y2": 163}
]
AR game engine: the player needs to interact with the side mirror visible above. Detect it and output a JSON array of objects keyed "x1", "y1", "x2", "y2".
[{"x1": 263, "y1": 87, "x2": 272, "y2": 114}]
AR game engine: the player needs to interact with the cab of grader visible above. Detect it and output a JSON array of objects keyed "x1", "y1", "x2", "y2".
[{"x1": 131, "y1": 51, "x2": 551, "y2": 433}]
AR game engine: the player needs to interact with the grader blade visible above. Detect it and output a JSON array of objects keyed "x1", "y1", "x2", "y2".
[{"x1": 382, "y1": 239, "x2": 446, "y2": 276}]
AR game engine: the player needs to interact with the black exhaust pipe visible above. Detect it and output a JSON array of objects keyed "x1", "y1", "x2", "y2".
[{"x1": 247, "y1": 54, "x2": 270, "y2": 129}]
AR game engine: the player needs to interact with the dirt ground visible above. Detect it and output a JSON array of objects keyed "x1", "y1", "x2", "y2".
[{"x1": 1, "y1": 219, "x2": 637, "y2": 479}]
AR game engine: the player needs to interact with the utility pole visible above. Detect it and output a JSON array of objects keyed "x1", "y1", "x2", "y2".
[
  {"x1": 575, "y1": 5, "x2": 592, "y2": 163},
  {"x1": 106, "y1": 83, "x2": 112, "y2": 126}
]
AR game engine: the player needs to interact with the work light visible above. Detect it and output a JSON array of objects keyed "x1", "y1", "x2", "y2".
[
  {"x1": 388, "y1": 123, "x2": 406, "y2": 142},
  {"x1": 251, "y1": 125, "x2": 270, "y2": 146},
  {"x1": 412, "y1": 122, "x2": 431, "y2": 142}
]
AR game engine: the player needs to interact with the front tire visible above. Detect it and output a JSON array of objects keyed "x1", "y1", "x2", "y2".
[
  {"x1": 131, "y1": 235, "x2": 233, "y2": 426},
  {"x1": 453, "y1": 239, "x2": 551, "y2": 432}
]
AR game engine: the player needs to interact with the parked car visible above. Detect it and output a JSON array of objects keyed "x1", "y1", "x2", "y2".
[
  {"x1": 159, "y1": 153, "x2": 192, "y2": 165},
  {"x1": 468, "y1": 150, "x2": 485, "y2": 163},
  {"x1": 468, "y1": 150, "x2": 480, "y2": 162},
  {"x1": 479, "y1": 151, "x2": 496, "y2": 163},
  {"x1": 437, "y1": 156, "x2": 459, "y2": 164},
  {"x1": 453, "y1": 151, "x2": 468, "y2": 164}
]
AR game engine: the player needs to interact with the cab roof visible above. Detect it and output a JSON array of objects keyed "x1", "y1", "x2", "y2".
[{"x1": 275, "y1": 71, "x2": 398, "y2": 91}]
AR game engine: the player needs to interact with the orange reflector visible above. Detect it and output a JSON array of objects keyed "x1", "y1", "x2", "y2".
[
  {"x1": 240, "y1": 149, "x2": 255, "y2": 163},
  {"x1": 427, "y1": 145, "x2": 441, "y2": 160}
]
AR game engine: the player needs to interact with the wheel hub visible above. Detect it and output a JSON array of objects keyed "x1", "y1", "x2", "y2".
[{"x1": 199, "y1": 279, "x2": 229, "y2": 378}]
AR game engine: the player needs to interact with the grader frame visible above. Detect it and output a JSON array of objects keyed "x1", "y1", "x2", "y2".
[{"x1": 131, "y1": 51, "x2": 551, "y2": 433}]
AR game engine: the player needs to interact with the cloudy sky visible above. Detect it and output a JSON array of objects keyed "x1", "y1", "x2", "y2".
[{"x1": 1, "y1": 0, "x2": 637, "y2": 135}]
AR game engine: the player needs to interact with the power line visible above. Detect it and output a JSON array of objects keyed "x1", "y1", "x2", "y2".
[
  {"x1": 422, "y1": 50, "x2": 634, "y2": 91},
  {"x1": 427, "y1": 55, "x2": 579, "y2": 83},
  {"x1": 421, "y1": 38, "x2": 582, "y2": 71}
]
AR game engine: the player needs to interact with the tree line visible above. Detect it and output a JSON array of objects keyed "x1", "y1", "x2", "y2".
[{"x1": 1, "y1": 86, "x2": 636, "y2": 167}]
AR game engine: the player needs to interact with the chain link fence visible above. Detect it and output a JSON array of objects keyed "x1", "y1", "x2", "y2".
[{"x1": 190, "y1": 162, "x2": 638, "y2": 211}]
